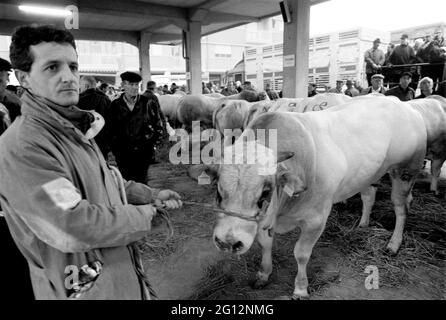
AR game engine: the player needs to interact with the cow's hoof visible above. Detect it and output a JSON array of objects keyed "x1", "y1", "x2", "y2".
[
  {"x1": 250, "y1": 278, "x2": 270, "y2": 289},
  {"x1": 291, "y1": 294, "x2": 310, "y2": 300},
  {"x1": 385, "y1": 246, "x2": 399, "y2": 256},
  {"x1": 358, "y1": 223, "x2": 369, "y2": 229}
]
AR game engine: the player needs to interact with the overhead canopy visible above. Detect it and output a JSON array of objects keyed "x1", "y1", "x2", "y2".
[{"x1": 0, "y1": 0, "x2": 329, "y2": 46}]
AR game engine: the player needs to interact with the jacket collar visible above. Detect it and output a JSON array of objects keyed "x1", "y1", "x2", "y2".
[{"x1": 20, "y1": 91, "x2": 103, "y2": 141}]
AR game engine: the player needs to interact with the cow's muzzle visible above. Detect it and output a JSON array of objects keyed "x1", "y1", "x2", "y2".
[{"x1": 214, "y1": 235, "x2": 244, "y2": 253}]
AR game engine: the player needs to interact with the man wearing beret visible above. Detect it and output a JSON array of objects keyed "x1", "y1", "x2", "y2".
[
  {"x1": 107, "y1": 71, "x2": 167, "y2": 183},
  {"x1": 362, "y1": 74, "x2": 387, "y2": 95},
  {"x1": 364, "y1": 38, "x2": 385, "y2": 87},
  {"x1": 385, "y1": 71, "x2": 415, "y2": 101}
]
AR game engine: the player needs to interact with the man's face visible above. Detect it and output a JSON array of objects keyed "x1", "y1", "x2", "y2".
[
  {"x1": 373, "y1": 42, "x2": 380, "y2": 49},
  {"x1": 401, "y1": 38, "x2": 409, "y2": 45},
  {"x1": 308, "y1": 84, "x2": 315, "y2": 93},
  {"x1": 228, "y1": 82, "x2": 235, "y2": 90},
  {"x1": 123, "y1": 80, "x2": 139, "y2": 97},
  {"x1": 420, "y1": 82, "x2": 433, "y2": 96},
  {"x1": 17, "y1": 42, "x2": 79, "y2": 106},
  {"x1": 372, "y1": 78, "x2": 383, "y2": 89},
  {"x1": 148, "y1": 84, "x2": 156, "y2": 92},
  {"x1": 0, "y1": 70, "x2": 9, "y2": 95},
  {"x1": 336, "y1": 82, "x2": 343, "y2": 90},
  {"x1": 400, "y1": 76, "x2": 411, "y2": 88}
]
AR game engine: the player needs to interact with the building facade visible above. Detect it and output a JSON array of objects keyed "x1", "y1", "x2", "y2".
[{"x1": 243, "y1": 27, "x2": 390, "y2": 92}]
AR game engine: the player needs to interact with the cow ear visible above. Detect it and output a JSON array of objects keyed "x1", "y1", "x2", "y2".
[
  {"x1": 277, "y1": 165, "x2": 306, "y2": 197},
  {"x1": 277, "y1": 151, "x2": 295, "y2": 163}
]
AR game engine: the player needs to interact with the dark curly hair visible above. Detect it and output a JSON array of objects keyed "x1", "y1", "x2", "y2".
[{"x1": 9, "y1": 24, "x2": 76, "y2": 72}]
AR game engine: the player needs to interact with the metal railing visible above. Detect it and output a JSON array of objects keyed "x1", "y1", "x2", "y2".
[{"x1": 378, "y1": 62, "x2": 446, "y2": 87}]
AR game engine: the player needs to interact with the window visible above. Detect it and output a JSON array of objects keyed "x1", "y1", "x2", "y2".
[
  {"x1": 263, "y1": 46, "x2": 273, "y2": 54},
  {"x1": 247, "y1": 48, "x2": 257, "y2": 56},
  {"x1": 316, "y1": 67, "x2": 329, "y2": 73},
  {"x1": 315, "y1": 36, "x2": 330, "y2": 44},
  {"x1": 339, "y1": 30, "x2": 359, "y2": 41}
]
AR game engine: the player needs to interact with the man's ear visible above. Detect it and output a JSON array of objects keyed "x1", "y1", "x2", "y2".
[
  {"x1": 277, "y1": 164, "x2": 306, "y2": 197},
  {"x1": 15, "y1": 70, "x2": 30, "y2": 90}
]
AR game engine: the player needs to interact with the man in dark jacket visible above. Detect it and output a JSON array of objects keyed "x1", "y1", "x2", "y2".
[
  {"x1": 0, "y1": 58, "x2": 21, "y2": 122},
  {"x1": 388, "y1": 34, "x2": 418, "y2": 88},
  {"x1": 107, "y1": 72, "x2": 166, "y2": 183},
  {"x1": 142, "y1": 80, "x2": 167, "y2": 164},
  {"x1": 77, "y1": 75, "x2": 111, "y2": 157},
  {"x1": 308, "y1": 83, "x2": 318, "y2": 97},
  {"x1": 0, "y1": 57, "x2": 32, "y2": 300},
  {"x1": 385, "y1": 72, "x2": 415, "y2": 101}
]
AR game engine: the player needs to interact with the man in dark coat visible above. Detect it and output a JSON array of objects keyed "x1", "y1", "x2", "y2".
[
  {"x1": 0, "y1": 58, "x2": 21, "y2": 122},
  {"x1": 385, "y1": 72, "x2": 415, "y2": 101},
  {"x1": 107, "y1": 72, "x2": 166, "y2": 183},
  {"x1": 77, "y1": 75, "x2": 111, "y2": 157},
  {"x1": 142, "y1": 80, "x2": 167, "y2": 164}
]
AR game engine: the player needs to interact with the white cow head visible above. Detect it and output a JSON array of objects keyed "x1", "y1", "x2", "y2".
[{"x1": 204, "y1": 139, "x2": 305, "y2": 255}]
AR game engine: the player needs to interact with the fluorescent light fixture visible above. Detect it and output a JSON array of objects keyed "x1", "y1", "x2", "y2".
[{"x1": 18, "y1": 5, "x2": 72, "y2": 17}]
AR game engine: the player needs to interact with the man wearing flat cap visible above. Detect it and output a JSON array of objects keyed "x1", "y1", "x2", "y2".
[
  {"x1": 107, "y1": 71, "x2": 167, "y2": 183},
  {"x1": 385, "y1": 71, "x2": 415, "y2": 101},
  {"x1": 362, "y1": 74, "x2": 387, "y2": 95},
  {"x1": 328, "y1": 80, "x2": 344, "y2": 94},
  {"x1": 364, "y1": 38, "x2": 385, "y2": 87}
]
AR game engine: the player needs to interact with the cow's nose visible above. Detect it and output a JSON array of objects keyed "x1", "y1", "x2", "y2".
[
  {"x1": 231, "y1": 240, "x2": 244, "y2": 253},
  {"x1": 214, "y1": 236, "x2": 231, "y2": 251},
  {"x1": 214, "y1": 236, "x2": 244, "y2": 253}
]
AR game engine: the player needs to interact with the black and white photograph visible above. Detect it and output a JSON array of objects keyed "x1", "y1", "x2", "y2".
[{"x1": 0, "y1": 0, "x2": 444, "y2": 309}]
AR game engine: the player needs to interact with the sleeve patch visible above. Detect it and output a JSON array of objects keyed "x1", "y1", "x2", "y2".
[{"x1": 42, "y1": 178, "x2": 82, "y2": 211}]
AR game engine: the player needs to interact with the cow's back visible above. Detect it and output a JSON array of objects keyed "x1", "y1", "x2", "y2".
[
  {"x1": 303, "y1": 97, "x2": 426, "y2": 199},
  {"x1": 158, "y1": 95, "x2": 182, "y2": 122},
  {"x1": 177, "y1": 95, "x2": 219, "y2": 130}
]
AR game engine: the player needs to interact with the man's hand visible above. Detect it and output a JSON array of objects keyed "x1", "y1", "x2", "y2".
[{"x1": 155, "y1": 190, "x2": 182, "y2": 209}]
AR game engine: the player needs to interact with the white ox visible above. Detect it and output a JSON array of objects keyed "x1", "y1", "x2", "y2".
[
  {"x1": 244, "y1": 93, "x2": 352, "y2": 129},
  {"x1": 406, "y1": 96, "x2": 446, "y2": 194},
  {"x1": 177, "y1": 91, "x2": 268, "y2": 132},
  {"x1": 203, "y1": 97, "x2": 426, "y2": 299},
  {"x1": 158, "y1": 94, "x2": 183, "y2": 127}
]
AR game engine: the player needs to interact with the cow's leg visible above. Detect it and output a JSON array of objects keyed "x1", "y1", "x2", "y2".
[
  {"x1": 387, "y1": 169, "x2": 417, "y2": 254},
  {"x1": 430, "y1": 158, "x2": 445, "y2": 195},
  {"x1": 292, "y1": 214, "x2": 327, "y2": 299},
  {"x1": 359, "y1": 185, "x2": 377, "y2": 227},
  {"x1": 253, "y1": 227, "x2": 274, "y2": 288}
]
